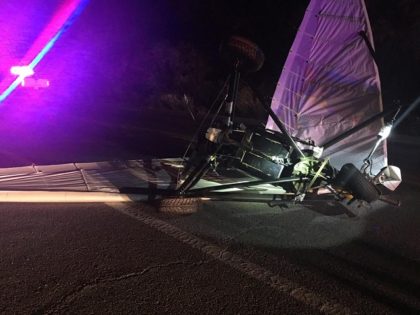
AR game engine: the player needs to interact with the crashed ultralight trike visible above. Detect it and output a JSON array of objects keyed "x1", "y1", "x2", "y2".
[{"x1": 130, "y1": 35, "x2": 402, "y2": 213}]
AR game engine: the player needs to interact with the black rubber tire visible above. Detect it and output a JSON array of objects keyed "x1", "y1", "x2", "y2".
[
  {"x1": 157, "y1": 197, "x2": 201, "y2": 214},
  {"x1": 334, "y1": 163, "x2": 380, "y2": 203},
  {"x1": 220, "y1": 36, "x2": 265, "y2": 73}
]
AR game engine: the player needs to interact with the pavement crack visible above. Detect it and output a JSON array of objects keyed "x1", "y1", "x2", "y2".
[
  {"x1": 42, "y1": 259, "x2": 208, "y2": 314},
  {"x1": 108, "y1": 202, "x2": 354, "y2": 315}
]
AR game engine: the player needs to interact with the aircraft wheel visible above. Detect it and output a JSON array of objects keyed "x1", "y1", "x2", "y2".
[
  {"x1": 157, "y1": 197, "x2": 201, "y2": 214},
  {"x1": 220, "y1": 36, "x2": 265, "y2": 73},
  {"x1": 334, "y1": 163, "x2": 380, "y2": 203}
]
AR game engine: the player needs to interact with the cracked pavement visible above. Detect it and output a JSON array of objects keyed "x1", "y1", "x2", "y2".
[{"x1": 0, "y1": 203, "x2": 317, "y2": 315}]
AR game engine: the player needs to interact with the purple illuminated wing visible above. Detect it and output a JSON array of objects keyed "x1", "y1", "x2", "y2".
[{"x1": 266, "y1": 0, "x2": 386, "y2": 172}]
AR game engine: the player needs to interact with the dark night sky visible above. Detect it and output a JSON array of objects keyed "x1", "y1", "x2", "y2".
[
  {"x1": 152, "y1": 0, "x2": 419, "y2": 108},
  {"x1": 0, "y1": 0, "x2": 417, "y2": 165},
  {"x1": 2, "y1": 0, "x2": 417, "y2": 113}
]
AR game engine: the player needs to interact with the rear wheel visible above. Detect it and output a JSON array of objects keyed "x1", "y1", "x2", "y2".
[{"x1": 334, "y1": 163, "x2": 380, "y2": 203}]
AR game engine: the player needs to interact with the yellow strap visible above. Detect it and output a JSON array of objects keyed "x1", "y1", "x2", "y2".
[{"x1": 307, "y1": 158, "x2": 329, "y2": 191}]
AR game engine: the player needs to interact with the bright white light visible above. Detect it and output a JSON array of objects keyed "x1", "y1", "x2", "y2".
[
  {"x1": 10, "y1": 66, "x2": 34, "y2": 78},
  {"x1": 379, "y1": 123, "x2": 392, "y2": 139}
]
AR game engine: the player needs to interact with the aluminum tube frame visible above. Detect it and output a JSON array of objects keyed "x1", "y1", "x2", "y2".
[
  {"x1": 188, "y1": 176, "x2": 306, "y2": 194},
  {"x1": 120, "y1": 176, "x2": 307, "y2": 198},
  {"x1": 321, "y1": 108, "x2": 398, "y2": 149}
]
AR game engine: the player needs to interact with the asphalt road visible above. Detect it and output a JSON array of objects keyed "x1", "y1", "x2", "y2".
[
  {"x1": 1, "y1": 176, "x2": 420, "y2": 314},
  {"x1": 1, "y1": 203, "x2": 318, "y2": 315}
]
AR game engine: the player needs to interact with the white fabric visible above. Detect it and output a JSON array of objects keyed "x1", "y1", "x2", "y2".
[
  {"x1": 0, "y1": 159, "x2": 182, "y2": 192},
  {"x1": 0, "y1": 158, "x2": 292, "y2": 195},
  {"x1": 267, "y1": 0, "x2": 386, "y2": 173}
]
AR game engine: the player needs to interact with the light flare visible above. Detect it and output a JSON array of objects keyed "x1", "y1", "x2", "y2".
[
  {"x1": 10, "y1": 66, "x2": 34, "y2": 77},
  {"x1": 0, "y1": 0, "x2": 90, "y2": 103}
]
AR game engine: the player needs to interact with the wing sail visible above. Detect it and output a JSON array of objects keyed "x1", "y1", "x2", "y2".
[{"x1": 266, "y1": 0, "x2": 386, "y2": 172}]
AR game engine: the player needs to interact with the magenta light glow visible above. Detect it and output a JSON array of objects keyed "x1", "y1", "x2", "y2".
[
  {"x1": 22, "y1": 78, "x2": 50, "y2": 89},
  {"x1": 0, "y1": 0, "x2": 89, "y2": 103}
]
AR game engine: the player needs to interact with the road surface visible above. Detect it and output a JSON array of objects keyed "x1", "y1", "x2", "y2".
[{"x1": 1, "y1": 175, "x2": 419, "y2": 314}]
